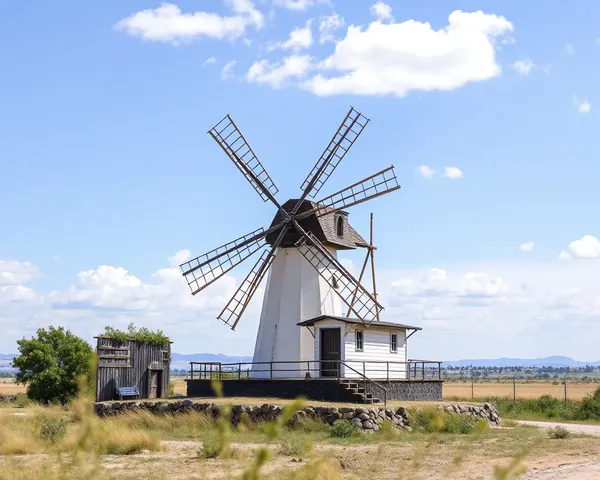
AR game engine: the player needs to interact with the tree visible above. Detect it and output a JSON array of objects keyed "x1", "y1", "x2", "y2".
[{"x1": 12, "y1": 326, "x2": 94, "y2": 404}]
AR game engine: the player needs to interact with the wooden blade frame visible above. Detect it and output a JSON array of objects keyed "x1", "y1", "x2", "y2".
[
  {"x1": 296, "y1": 166, "x2": 400, "y2": 221},
  {"x1": 300, "y1": 107, "x2": 369, "y2": 200},
  {"x1": 294, "y1": 223, "x2": 383, "y2": 324},
  {"x1": 209, "y1": 115, "x2": 280, "y2": 205},
  {"x1": 181, "y1": 228, "x2": 268, "y2": 296},
  {"x1": 217, "y1": 225, "x2": 290, "y2": 330}
]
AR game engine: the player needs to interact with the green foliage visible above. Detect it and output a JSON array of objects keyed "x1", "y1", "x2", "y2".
[
  {"x1": 278, "y1": 433, "x2": 313, "y2": 456},
  {"x1": 411, "y1": 409, "x2": 483, "y2": 434},
  {"x1": 548, "y1": 426, "x2": 570, "y2": 439},
  {"x1": 490, "y1": 392, "x2": 600, "y2": 422},
  {"x1": 102, "y1": 322, "x2": 170, "y2": 347},
  {"x1": 167, "y1": 380, "x2": 176, "y2": 397},
  {"x1": 39, "y1": 418, "x2": 67, "y2": 444},
  {"x1": 329, "y1": 419, "x2": 357, "y2": 438},
  {"x1": 199, "y1": 430, "x2": 224, "y2": 459},
  {"x1": 12, "y1": 326, "x2": 94, "y2": 405}
]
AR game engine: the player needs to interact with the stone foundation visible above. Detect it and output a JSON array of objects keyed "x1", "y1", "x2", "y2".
[{"x1": 93, "y1": 400, "x2": 500, "y2": 431}]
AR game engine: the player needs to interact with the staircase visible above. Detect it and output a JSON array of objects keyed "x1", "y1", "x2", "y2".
[{"x1": 339, "y1": 379, "x2": 381, "y2": 404}]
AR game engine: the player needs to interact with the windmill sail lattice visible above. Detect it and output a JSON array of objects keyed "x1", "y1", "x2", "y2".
[{"x1": 183, "y1": 106, "x2": 401, "y2": 330}]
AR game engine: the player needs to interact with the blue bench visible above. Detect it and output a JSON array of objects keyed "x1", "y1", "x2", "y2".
[{"x1": 117, "y1": 386, "x2": 139, "y2": 400}]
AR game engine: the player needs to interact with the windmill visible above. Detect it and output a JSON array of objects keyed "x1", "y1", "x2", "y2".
[{"x1": 181, "y1": 107, "x2": 401, "y2": 376}]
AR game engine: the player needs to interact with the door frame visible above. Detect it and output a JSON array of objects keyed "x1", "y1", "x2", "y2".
[{"x1": 319, "y1": 327, "x2": 342, "y2": 378}]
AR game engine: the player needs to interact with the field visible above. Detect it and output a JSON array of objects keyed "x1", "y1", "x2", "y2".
[
  {"x1": 2, "y1": 399, "x2": 600, "y2": 479},
  {"x1": 4, "y1": 378, "x2": 599, "y2": 401}
]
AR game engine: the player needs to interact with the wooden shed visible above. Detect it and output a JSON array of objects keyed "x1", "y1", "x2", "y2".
[{"x1": 95, "y1": 336, "x2": 171, "y2": 402}]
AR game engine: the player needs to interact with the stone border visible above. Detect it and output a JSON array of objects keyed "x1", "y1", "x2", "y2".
[{"x1": 94, "y1": 400, "x2": 500, "y2": 431}]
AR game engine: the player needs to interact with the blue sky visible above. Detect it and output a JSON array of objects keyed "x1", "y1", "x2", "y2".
[{"x1": 2, "y1": 0, "x2": 600, "y2": 360}]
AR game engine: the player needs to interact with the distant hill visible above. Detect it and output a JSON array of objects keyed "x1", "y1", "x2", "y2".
[
  {"x1": 0, "y1": 354, "x2": 16, "y2": 372},
  {"x1": 443, "y1": 356, "x2": 600, "y2": 368}
]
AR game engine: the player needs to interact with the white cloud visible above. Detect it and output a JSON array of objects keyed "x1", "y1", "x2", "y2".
[
  {"x1": 369, "y1": 1, "x2": 393, "y2": 21},
  {"x1": 114, "y1": 1, "x2": 264, "y2": 45},
  {"x1": 272, "y1": 0, "x2": 329, "y2": 11},
  {"x1": 0, "y1": 260, "x2": 39, "y2": 286},
  {"x1": 301, "y1": 10, "x2": 514, "y2": 97},
  {"x1": 203, "y1": 56, "x2": 217, "y2": 67},
  {"x1": 418, "y1": 165, "x2": 435, "y2": 179},
  {"x1": 271, "y1": 19, "x2": 313, "y2": 51},
  {"x1": 221, "y1": 60, "x2": 238, "y2": 80},
  {"x1": 563, "y1": 43, "x2": 574, "y2": 55},
  {"x1": 520, "y1": 241, "x2": 534, "y2": 252},
  {"x1": 513, "y1": 58, "x2": 534, "y2": 76},
  {"x1": 573, "y1": 95, "x2": 591, "y2": 114},
  {"x1": 247, "y1": 55, "x2": 313, "y2": 88},
  {"x1": 443, "y1": 167, "x2": 463, "y2": 179},
  {"x1": 559, "y1": 235, "x2": 600, "y2": 260},
  {"x1": 5, "y1": 251, "x2": 600, "y2": 359},
  {"x1": 318, "y1": 14, "x2": 344, "y2": 43}
]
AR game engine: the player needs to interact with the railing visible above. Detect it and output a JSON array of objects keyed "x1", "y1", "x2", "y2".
[
  {"x1": 188, "y1": 359, "x2": 442, "y2": 382},
  {"x1": 341, "y1": 360, "x2": 388, "y2": 408}
]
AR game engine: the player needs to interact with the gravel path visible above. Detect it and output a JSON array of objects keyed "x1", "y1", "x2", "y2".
[{"x1": 516, "y1": 420, "x2": 600, "y2": 436}]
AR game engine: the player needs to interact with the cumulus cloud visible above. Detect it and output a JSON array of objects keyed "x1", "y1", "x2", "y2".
[
  {"x1": 573, "y1": 95, "x2": 591, "y2": 114},
  {"x1": 559, "y1": 235, "x2": 600, "y2": 260},
  {"x1": 418, "y1": 165, "x2": 435, "y2": 179},
  {"x1": 318, "y1": 14, "x2": 344, "y2": 43},
  {"x1": 114, "y1": 1, "x2": 264, "y2": 44},
  {"x1": 247, "y1": 55, "x2": 313, "y2": 88},
  {"x1": 203, "y1": 56, "x2": 217, "y2": 67},
  {"x1": 520, "y1": 241, "x2": 534, "y2": 252},
  {"x1": 271, "y1": 19, "x2": 313, "y2": 51},
  {"x1": 369, "y1": 1, "x2": 393, "y2": 21},
  {"x1": 0, "y1": 260, "x2": 39, "y2": 286},
  {"x1": 443, "y1": 167, "x2": 463, "y2": 179},
  {"x1": 513, "y1": 58, "x2": 534, "y2": 76},
  {"x1": 272, "y1": 0, "x2": 329, "y2": 11},
  {"x1": 300, "y1": 10, "x2": 514, "y2": 97}
]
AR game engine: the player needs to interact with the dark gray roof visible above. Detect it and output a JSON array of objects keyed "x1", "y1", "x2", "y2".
[
  {"x1": 266, "y1": 199, "x2": 368, "y2": 250},
  {"x1": 297, "y1": 315, "x2": 422, "y2": 331}
]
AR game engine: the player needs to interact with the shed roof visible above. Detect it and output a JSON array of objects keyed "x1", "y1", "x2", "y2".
[
  {"x1": 266, "y1": 199, "x2": 368, "y2": 250},
  {"x1": 297, "y1": 315, "x2": 422, "y2": 331}
]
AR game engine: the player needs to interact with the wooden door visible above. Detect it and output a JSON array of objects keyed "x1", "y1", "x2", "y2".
[
  {"x1": 149, "y1": 370, "x2": 162, "y2": 398},
  {"x1": 320, "y1": 328, "x2": 341, "y2": 377}
]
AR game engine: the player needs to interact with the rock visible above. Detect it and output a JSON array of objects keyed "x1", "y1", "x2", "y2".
[
  {"x1": 362, "y1": 421, "x2": 374, "y2": 429},
  {"x1": 357, "y1": 413, "x2": 370, "y2": 421}
]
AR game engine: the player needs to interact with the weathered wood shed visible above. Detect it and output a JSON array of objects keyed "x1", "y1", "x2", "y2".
[{"x1": 95, "y1": 336, "x2": 171, "y2": 402}]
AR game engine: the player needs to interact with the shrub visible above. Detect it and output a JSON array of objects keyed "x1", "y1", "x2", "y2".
[
  {"x1": 39, "y1": 418, "x2": 67, "y2": 444},
  {"x1": 199, "y1": 430, "x2": 225, "y2": 459},
  {"x1": 329, "y1": 419, "x2": 357, "y2": 438},
  {"x1": 167, "y1": 381, "x2": 176, "y2": 397},
  {"x1": 548, "y1": 426, "x2": 570, "y2": 439},
  {"x1": 279, "y1": 434, "x2": 313, "y2": 456}
]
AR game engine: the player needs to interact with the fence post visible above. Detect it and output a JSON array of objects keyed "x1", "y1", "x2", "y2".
[
  {"x1": 422, "y1": 362, "x2": 425, "y2": 380},
  {"x1": 219, "y1": 363, "x2": 222, "y2": 380},
  {"x1": 386, "y1": 362, "x2": 389, "y2": 382},
  {"x1": 270, "y1": 362, "x2": 273, "y2": 379},
  {"x1": 190, "y1": 363, "x2": 194, "y2": 380},
  {"x1": 563, "y1": 373, "x2": 569, "y2": 407},
  {"x1": 238, "y1": 363, "x2": 241, "y2": 380}
]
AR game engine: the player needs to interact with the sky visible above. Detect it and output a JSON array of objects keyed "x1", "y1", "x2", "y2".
[{"x1": 2, "y1": 0, "x2": 600, "y2": 360}]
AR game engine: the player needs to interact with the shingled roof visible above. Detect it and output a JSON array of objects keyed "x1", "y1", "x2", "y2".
[{"x1": 265, "y1": 199, "x2": 368, "y2": 250}]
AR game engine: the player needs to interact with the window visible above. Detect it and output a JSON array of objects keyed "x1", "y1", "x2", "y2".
[
  {"x1": 336, "y1": 215, "x2": 344, "y2": 236},
  {"x1": 390, "y1": 333, "x2": 398, "y2": 353},
  {"x1": 355, "y1": 330, "x2": 363, "y2": 351}
]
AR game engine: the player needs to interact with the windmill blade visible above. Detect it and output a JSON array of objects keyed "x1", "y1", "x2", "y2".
[
  {"x1": 217, "y1": 225, "x2": 290, "y2": 330},
  {"x1": 296, "y1": 166, "x2": 400, "y2": 221},
  {"x1": 209, "y1": 114, "x2": 280, "y2": 205},
  {"x1": 299, "y1": 107, "x2": 369, "y2": 200},
  {"x1": 181, "y1": 226, "x2": 275, "y2": 295},
  {"x1": 294, "y1": 224, "x2": 383, "y2": 324}
]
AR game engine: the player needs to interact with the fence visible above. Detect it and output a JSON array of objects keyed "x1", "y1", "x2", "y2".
[{"x1": 188, "y1": 359, "x2": 442, "y2": 382}]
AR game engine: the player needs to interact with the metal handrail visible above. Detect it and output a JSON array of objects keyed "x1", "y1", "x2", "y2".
[
  {"x1": 340, "y1": 360, "x2": 388, "y2": 409},
  {"x1": 189, "y1": 359, "x2": 442, "y2": 383}
]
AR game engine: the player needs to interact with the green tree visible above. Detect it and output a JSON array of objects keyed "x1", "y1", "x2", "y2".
[{"x1": 12, "y1": 326, "x2": 94, "y2": 404}]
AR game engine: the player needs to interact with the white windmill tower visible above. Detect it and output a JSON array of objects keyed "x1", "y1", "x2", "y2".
[{"x1": 181, "y1": 107, "x2": 401, "y2": 378}]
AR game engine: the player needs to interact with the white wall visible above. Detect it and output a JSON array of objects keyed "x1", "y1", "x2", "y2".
[
  {"x1": 251, "y1": 247, "x2": 342, "y2": 378},
  {"x1": 312, "y1": 320, "x2": 408, "y2": 380}
]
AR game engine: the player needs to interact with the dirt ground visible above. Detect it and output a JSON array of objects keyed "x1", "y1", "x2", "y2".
[{"x1": 2, "y1": 429, "x2": 600, "y2": 479}]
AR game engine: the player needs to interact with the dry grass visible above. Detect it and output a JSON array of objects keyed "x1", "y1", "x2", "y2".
[
  {"x1": 444, "y1": 382, "x2": 598, "y2": 400},
  {"x1": 0, "y1": 378, "x2": 26, "y2": 394}
]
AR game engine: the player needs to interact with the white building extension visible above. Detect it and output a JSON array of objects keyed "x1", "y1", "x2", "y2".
[{"x1": 297, "y1": 315, "x2": 422, "y2": 380}]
